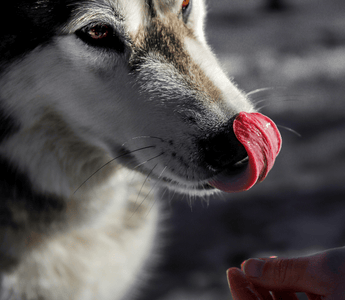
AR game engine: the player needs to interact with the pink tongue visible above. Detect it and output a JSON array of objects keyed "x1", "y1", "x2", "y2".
[{"x1": 209, "y1": 112, "x2": 282, "y2": 192}]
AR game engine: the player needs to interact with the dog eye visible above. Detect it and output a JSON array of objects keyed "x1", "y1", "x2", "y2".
[
  {"x1": 182, "y1": 0, "x2": 192, "y2": 22},
  {"x1": 88, "y1": 24, "x2": 110, "y2": 40},
  {"x1": 76, "y1": 24, "x2": 126, "y2": 53},
  {"x1": 182, "y1": 0, "x2": 190, "y2": 9}
]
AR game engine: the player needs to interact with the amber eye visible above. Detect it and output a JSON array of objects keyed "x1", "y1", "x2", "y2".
[
  {"x1": 88, "y1": 25, "x2": 110, "y2": 40},
  {"x1": 182, "y1": 0, "x2": 190, "y2": 9},
  {"x1": 76, "y1": 24, "x2": 126, "y2": 53}
]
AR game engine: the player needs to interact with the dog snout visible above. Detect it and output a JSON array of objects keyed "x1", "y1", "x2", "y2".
[{"x1": 200, "y1": 116, "x2": 248, "y2": 172}]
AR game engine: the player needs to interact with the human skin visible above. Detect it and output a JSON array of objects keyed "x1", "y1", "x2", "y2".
[{"x1": 227, "y1": 247, "x2": 345, "y2": 300}]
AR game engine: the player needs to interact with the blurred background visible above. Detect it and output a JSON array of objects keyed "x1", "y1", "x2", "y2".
[{"x1": 139, "y1": 0, "x2": 345, "y2": 299}]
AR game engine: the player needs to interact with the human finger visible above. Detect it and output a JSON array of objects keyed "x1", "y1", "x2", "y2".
[
  {"x1": 227, "y1": 268, "x2": 273, "y2": 300},
  {"x1": 241, "y1": 250, "x2": 343, "y2": 296}
]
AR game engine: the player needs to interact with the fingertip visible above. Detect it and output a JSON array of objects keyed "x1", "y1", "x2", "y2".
[
  {"x1": 227, "y1": 267, "x2": 244, "y2": 284},
  {"x1": 242, "y1": 258, "x2": 265, "y2": 278},
  {"x1": 227, "y1": 268, "x2": 265, "y2": 300},
  {"x1": 227, "y1": 268, "x2": 245, "y2": 297},
  {"x1": 227, "y1": 267, "x2": 241, "y2": 275},
  {"x1": 241, "y1": 256, "x2": 278, "y2": 272},
  {"x1": 227, "y1": 268, "x2": 246, "y2": 285}
]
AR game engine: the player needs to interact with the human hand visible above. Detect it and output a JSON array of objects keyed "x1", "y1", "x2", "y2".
[{"x1": 227, "y1": 247, "x2": 345, "y2": 300}]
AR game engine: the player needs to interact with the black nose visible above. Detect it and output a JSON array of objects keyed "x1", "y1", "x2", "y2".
[{"x1": 199, "y1": 116, "x2": 248, "y2": 172}]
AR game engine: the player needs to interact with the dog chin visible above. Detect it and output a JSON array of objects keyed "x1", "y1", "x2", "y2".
[{"x1": 155, "y1": 177, "x2": 220, "y2": 196}]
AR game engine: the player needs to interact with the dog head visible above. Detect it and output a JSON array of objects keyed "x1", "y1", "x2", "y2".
[{"x1": 0, "y1": 0, "x2": 279, "y2": 196}]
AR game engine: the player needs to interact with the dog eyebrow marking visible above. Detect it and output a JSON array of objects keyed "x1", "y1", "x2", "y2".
[{"x1": 62, "y1": 1, "x2": 125, "y2": 34}]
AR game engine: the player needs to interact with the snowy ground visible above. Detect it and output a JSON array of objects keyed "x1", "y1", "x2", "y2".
[{"x1": 138, "y1": 1, "x2": 345, "y2": 299}]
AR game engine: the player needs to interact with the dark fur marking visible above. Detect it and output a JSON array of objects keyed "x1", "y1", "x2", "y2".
[
  {"x1": 0, "y1": 156, "x2": 65, "y2": 230},
  {"x1": 146, "y1": 0, "x2": 157, "y2": 18},
  {"x1": 0, "y1": 103, "x2": 20, "y2": 144},
  {"x1": 0, "y1": 155, "x2": 66, "y2": 270}
]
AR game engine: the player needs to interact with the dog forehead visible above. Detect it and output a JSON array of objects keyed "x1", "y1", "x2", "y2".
[
  {"x1": 115, "y1": 0, "x2": 184, "y2": 36},
  {"x1": 116, "y1": 0, "x2": 148, "y2": 34}
]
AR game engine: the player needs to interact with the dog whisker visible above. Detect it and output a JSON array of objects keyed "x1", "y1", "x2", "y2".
[
  {"x1": 199, "y1": 188, "x2": 211, "y2": 207},
  {"x1": 121, "y1": 136, "x2": 164, "y2": 147},
  {"x1": 246, "y1": 86, "x2": 302, "y2": 111},
  {"x1": 168, "y1": 188, "x2": 178, "y2": 209},
  {"x1": 246, "y1": 87, "x2": 278, "y2": 97},
  {"x1": 255, "y1": 97, "x2": 302, "y2": 112},
  {"x1": 133, "y1": 163, "x2": 158, "y2": 208},
  {"x1": 145, "y1": 166, "x2": 168, "y2": 217},
  {"x1": 277, "y1": 124, "x2": 302, "y2": 137},
  {"x1": 133, "y1": 152, "x2": 165, "y2": 169},
  {"x1": 129, "y1": 163, "x2": 161, "y2": 220},
  {"x1": 253, "y1": 96, "x2": 300, "y2": 106},
  {"x1": 187, "y1": 196, "x2": 194, "y2": 211},
  {"x1": 73, "y1": 145, "x2": 156, "y2": 195},
  {"x1": 132, "y1": 152, "x2": 165, "y2": 197}
]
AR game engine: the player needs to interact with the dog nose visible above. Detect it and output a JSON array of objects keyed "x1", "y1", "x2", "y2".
[{"x1": 200, "y1": 116, "x2": 248, "y2": 172}]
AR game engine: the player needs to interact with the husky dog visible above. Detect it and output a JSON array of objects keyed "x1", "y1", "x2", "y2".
[{"x1": 0, "y1": 0, "x2": 258, "y2": 299}]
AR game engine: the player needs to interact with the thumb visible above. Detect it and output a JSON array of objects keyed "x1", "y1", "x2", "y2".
[{"x1": 241, "y1": 253, "x2": 339, "y2": 296}]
